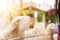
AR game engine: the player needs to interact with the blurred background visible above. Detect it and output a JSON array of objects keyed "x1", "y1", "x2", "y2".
[{"x1": 0, "y1": 0, "x2": 59, "y2": 40}]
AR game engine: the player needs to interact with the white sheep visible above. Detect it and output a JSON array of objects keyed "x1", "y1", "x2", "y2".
[
  {"x1": 10, "y1": 16, "x2": 34, "y2": 39},
  {"x1": 0, "y1": 16, "x2": 34, "y2": 40},
  {"x1": 24, "y1": 22, "x2": 56, "y2": 37},
  {"x1": 24, "y1": 22, "x2": 45, "y2": 37},
  {"x1": 24, "y1": 23, "x2": 57, "y2": 40}
]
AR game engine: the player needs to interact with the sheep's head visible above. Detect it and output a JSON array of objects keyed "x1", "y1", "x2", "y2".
[
  {"x1": 11, "y1": 16, "x2": 34, "y2": 31},
  {"x1": 10, "y1": 16, "x2": 34, "y2": 38}
]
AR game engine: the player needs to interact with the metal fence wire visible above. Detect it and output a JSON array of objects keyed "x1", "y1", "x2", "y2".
[{"x1": 8, "y1": 34, "x2": 52, "y2": 40}]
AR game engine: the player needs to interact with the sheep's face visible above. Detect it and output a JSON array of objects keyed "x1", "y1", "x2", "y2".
[
  {"x1": 26, "y1": 18, "x2": 34, "y2": 28},
  {"x1": 19, "y1": 16, "x2": 34, "y2": 30},
  {"x1": 25, "y1": 17, "x2": 34, "y2": 28}
]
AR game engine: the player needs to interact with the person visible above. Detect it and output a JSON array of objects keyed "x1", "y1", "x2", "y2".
[{"x1": 58, "y1": 23, "x2": 60, "y2": 40}]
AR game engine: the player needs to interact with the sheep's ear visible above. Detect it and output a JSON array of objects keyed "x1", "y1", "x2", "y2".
[
  {"x1": 14, "y1": 20, "x2": 20, "y2": 26},
  {"x1": 11, "y1": 17, "x2": 21, "y2": 25}
]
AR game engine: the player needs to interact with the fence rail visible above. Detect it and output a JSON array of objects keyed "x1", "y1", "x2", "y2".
[{"x1": 9, "y1": 34, "x2": 52, "y2": 40}]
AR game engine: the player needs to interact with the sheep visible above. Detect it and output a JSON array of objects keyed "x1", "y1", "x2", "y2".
[
  {"x1": 24, "y1": 23, "x2": 57, "y2": 40},
  {"x1": 24, "y1": 22, "x2": 45, "y2": 37},
  {"x1": 10, "y1": 16, "x2": 34, "y2": 39},
  {"x1": 0, "y1": 16, "x2": 34, "y2": 40}
]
